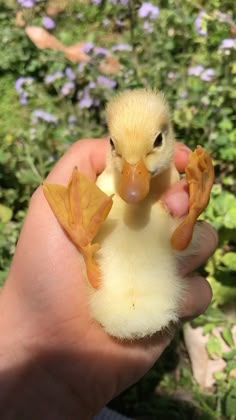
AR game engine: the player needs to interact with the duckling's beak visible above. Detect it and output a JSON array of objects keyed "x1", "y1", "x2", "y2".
[{"x1": 118, "y1": 160, "x2": 151, "y2": 204}]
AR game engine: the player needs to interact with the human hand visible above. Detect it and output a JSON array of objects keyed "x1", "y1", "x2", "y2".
[{"x1": 0, "y1": 139, "x2": 217, "y2": 419}]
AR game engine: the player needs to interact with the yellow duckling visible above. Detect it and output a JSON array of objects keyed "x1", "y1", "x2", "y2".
[{"x1": 43, "y1": 89, "x2": 214, "y2": 340}]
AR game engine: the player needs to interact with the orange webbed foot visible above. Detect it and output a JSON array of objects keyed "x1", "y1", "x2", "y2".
[
  {"x1": 42, "y1": 167, "x2": 113, "y2": 288},
  {"x1": 171, "y1": 146, "x2": 214, "y2": 251}
]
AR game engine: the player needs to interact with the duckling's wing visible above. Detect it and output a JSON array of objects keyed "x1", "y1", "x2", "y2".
[
  {"x1": 42, "y1": 167, "x2": 113, "y2": 288},
  {"x1": 171, "y1": 146, "x2": 214, "y2": 250}
]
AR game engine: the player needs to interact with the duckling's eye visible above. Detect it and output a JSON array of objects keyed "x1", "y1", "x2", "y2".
[
  {"x1": 110, "y1": 138, "x2": 122, "y2": 157},
  {"x1": 153, "y1": 133, "x2": 163, "y2": 148},
  {"x1": 110, "y1": 138, "x2": 115, "y2": 150}
]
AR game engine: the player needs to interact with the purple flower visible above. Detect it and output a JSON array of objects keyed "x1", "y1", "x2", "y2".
[
  {"x1": 91, "y1": 0, "x2": 102, "y2": 4},
  {"x1": 15, "y1": 77, "x2": 34, "y2": 105},
  {"x1": 195, "y1": 10, "x2": 207, "y2": 36},
  {"x1": 143, "y1": 21, "x2": 154, "y2": 33},
  {"x1": 112, "y1": 43, "x2": 132, "y2": 51},
  {"x1": 20, "y1": 91, "x2": 28, "y2": 105},
  {"x1": 179, "y1": 89, "x2": 188, "y2": 99},
  {"x1": 201, "y1": 68, "x2": 215, "y2": 82},
  {"x1": 96, "y1": 75, "x2": 116, "y2": 88},
  {"x1": 88, "y1": 81, "x2": 97, "y2": 89},
  {"x1": 188, "y1": 65, "x2": 215, "y2": 82},
  {"x1": 32, "y1": 109, "x2": 58, "y2": 123},
  {"x1": 219, "y1": 38, "x2": 235, "y2": 49},
  {"x1": 168, "y1": 72, "x2": 177, "y2": 80},
  {"x1": 115, "y1": 19, "x2": 125, "y2": 28},
  {"x1": 188, "y1": 65, "x2": 204, "y2": 76},
  {"x1": 110, "y1": 0, "x2": 128, "y2": 4},
  {"x1": 102, "y1": 18, "x2": 110, "y2": 26},
  {"x1": 68, "y1": 115, "x2": 78, "y2": 124},
  {"x1": 77, "y1": 62, "x2": 86, "y2": 73},
  {"x1": 94, "y1": 47, "x2": 109, "y2": 56},
  {"x1": 17, "y1": 0, "x2": 36, "y2": 8},
  {"x1": 61, "y1": 81, "x2": 75, "y2": 96},
  {"x1": 15, "y1": 77, "x2": 34, "y2": 93},
  {"x1": 44, "y1": 71, "x2": 63, "y2": 85},
  {"x1": 82, "y1": 42, "x2": 94, "y2": 53},
  {"x1": 78, "y1": 90, "x2": 93, "y2": 108},
  {"x1": 65, "y1": 67, "x2": 76, "y2": 80},
  {"x1": 42, "y1": 16, "x2": 56, "y2": 30},
  {"x1": 138, "y1": 2, "x2": 160, "y2": 20}
]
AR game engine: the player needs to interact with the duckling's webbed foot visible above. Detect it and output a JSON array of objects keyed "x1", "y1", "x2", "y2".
[
  {"x1": 42, "y1": 167, "x2": 113, "y2": 288},
  {"x1": 171, "y1": 146, "x2": 214, "y2": 251}
]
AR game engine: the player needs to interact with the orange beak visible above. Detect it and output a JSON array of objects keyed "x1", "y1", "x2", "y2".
[{"x1": 118, "y1": 160, "x2": 151, "y2": 204}]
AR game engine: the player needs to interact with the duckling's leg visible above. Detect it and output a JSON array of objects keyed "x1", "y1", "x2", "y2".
[
  {"x1": 42, "y1": 167, "x2": 113, "y2": 288},
  {"x1": 171, "y1": 146, "x2": 214, "y2": 251}
]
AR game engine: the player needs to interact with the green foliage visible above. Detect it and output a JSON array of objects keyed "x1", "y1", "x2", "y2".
[
  {"x1": 0, "y1": 0, "x2": 235, "y2": 418},
  {"x1": 222, "y1": 326, "x2": 235, "y2": 348},
  {"x1": 0, "y1": 204, "x2": 12, "y2": 223},
  {"x1": 206, "y1": 335, "x2": 223, "y2": 359},
  {"x1": 225, "y1": 385, "x2": 236, "y2": 419},
  {"x1": 191, "y1": 305, "x2": 236, "y2": 419}
]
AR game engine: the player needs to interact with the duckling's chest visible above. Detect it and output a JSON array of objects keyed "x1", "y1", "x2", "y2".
[
  {"x1": 90, "y1": 172, "x2": 182, "y2": 339},
  {"x1": 95, "y1": 170, "x2": 177, "y2": 279}
]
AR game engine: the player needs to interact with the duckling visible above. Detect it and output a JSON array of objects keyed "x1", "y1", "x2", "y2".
[{"x1": 43, "y1": 89, "x2": 214, "y2": 340}]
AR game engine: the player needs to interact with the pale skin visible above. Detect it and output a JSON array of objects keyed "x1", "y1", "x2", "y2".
[{"x1": 0, "y1": 139, "x2": 217, "y2": 419}]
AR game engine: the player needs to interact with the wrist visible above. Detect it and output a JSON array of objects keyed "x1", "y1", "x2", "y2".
[
  {"x1": 0, "y1": 322, "x2": 91, "y2": 419},
  {"x1": 0, "y1": 284, "x2": 93, "y2": 419},
  {"x1": 0, "y1": 358, "x2": 88, "y2": 419}
]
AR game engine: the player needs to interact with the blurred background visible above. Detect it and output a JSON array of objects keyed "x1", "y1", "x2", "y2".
[{"x1": 0, "y1": 0, "x2": 235, "y2": 418}]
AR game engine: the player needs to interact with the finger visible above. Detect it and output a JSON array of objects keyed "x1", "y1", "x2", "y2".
[
  {"x1": 162, "y1": 143, "x2": 191, "y2": 217},
  {"x1": 46, "y1": 138, "x2": 109, "y2": 184},
  {"x1": 180, "y1": 274, "x2": 212, "y2": 320},
  {"x1": 142, "y1": 223, "x2": 217, "y2": 360},
  {"x1": 174, "y1": 142, "x2": 191, "y2": 173},
  {"x1": 178, "y1": 222, "x2": 218, "y2": 276},
  {"x1": 162, "y1": 177, "x2": 189, "y2": 217}
]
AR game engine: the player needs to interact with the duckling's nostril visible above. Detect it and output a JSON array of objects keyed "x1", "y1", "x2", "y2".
[{"x1": 126, "y1": 190, "x2": 141, "y2": 203}]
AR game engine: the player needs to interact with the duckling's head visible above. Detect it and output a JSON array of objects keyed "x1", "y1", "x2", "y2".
[{"x1": 106, "y1": 89, "x2": 175, "y2": 204}]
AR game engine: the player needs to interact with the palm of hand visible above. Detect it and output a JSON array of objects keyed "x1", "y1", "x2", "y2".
[{"x1": 1, "y1": 139, "x2": 215, "y2": 417}]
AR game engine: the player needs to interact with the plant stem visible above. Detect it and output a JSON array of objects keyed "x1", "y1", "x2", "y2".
[{"x1": 24, "y1": 144, "x2": 42, "y2": 182}]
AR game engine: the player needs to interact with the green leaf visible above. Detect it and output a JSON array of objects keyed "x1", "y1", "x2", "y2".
[
  {"x1": 225, "y1": 388, "x2": 236, "y2": 417},
  {"x1": 0, "y1": 270, "x2": 7, "y2": 286},
  {"x1": 203, "y1": 323, "x2": 215, "y2": 334},
  {"x1": 224, "y1": 209, "x2": 236, "y2": 229},
  {"x1": 221, "y1": 251, "x2": 236, "y2": 270},
  {"x1": 218, "y1": 118, "x2": 233, "y2": 131},
  {"x1": 226, "y1": 361, "x2": 236, "y2": 373},
  {"x1": 191, "y1": 317, "x2": 205, "y2": 327},
  {"x1": 0, "y1": 204, "x2": 12, "y2": 223},
  {"x1": 206, "y1": 335, "x2": 222, "y2": 359},
  {"x1": 223, "y1": 349, "x2": 236, "y2": 361},
  {"x1": 214, "y1": 371, "x2": 227, "y2": 381},
  {"x1": 221, "y1": 327, "x2": 235, "y2": 348},
  {"x1": 205, "y1": 306, "x2": 225, "y2": 320}
]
